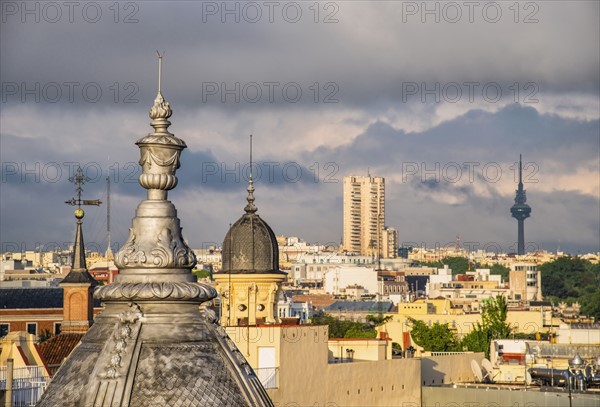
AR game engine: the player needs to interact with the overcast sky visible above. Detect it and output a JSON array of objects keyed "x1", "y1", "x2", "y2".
[{"x1": 1, "y1": 1, "x2": 599, "y2": 255}]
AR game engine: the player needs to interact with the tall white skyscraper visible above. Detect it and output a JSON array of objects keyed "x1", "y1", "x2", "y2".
[{"x1": 343, "y1": 175, "x2": 385, "y2": 256}]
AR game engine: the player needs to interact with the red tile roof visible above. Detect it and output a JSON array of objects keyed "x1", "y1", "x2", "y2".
[
  {"x1": 291, "y1": 294, "x2": 336, "y2": 309},
  {"x1": 38, "y1": 333, "x2": 83, "y2": 369}
]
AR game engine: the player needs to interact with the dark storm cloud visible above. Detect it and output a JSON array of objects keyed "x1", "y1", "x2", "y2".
[
  {"x1": 1, "y1": 1, "x2": 598, "y2": 111},
  {"x1": 305, "y1": 104, "x2": 599, "y2": 170},
  {"x1": 176, "y1": 150, "x2": 324, "y2": 193}
]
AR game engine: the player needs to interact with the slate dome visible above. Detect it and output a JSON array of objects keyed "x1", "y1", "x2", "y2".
[{"x1": 221, "y1": 172, "x2": 283, "y2": 275}]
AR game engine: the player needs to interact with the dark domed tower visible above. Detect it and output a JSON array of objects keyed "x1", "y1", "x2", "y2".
[{"x1": 214, "y1": 136, "x2": 287, "y2": 327}]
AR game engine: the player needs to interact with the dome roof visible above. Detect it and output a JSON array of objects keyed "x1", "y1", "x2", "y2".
[
  {"x1": 221, "y1": 171, "x2": 282, "y2": 274},
  {"x1": 222, "y1": 212, "x2": 280, "y2": 274}
]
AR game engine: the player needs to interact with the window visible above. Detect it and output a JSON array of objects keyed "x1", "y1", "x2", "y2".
[
  {"x1": 27, "y1": 322, "x2": 37, "y2": 336},
  {"x1": 0, "y1": 323, "x2": 9, "y2": 337},
  {"x1": 54, "y1": 322, "x2": 62, "y2": 335}
]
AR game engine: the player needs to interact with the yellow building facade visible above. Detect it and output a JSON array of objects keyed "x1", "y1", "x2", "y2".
[{"x1": 214, "y1": 273, "x2": 286, "y2": 325}]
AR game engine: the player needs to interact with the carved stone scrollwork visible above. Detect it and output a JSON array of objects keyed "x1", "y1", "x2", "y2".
[
  {"x1": 115, "y1": 227, "x2": 196, "y2": 269},
  {"x1": 95, "y1": 282, "x2": 217, "y2": 302},
  {"x1": 151, "y1": 227, "x2": 195, "y2": 267},
  {"x1": 115, "y1": 229, "x2": 147, "y2": 268}
]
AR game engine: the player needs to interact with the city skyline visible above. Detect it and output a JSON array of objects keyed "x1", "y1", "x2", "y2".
[{"x1": 1, "y1": 2, "x2": 599, "y2": 254}]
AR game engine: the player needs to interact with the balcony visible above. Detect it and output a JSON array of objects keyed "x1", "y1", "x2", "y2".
[{"x1": 0, "y1": 365, "x2": 50, "y2": 406}]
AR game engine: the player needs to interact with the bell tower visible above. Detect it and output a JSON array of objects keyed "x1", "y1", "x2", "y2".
[
  {"x1": 214, "y1": 136, "x2": 287, "y2": 326},
  {"x1": 60, "y1": 167, "x2": 101, "y2": 333}
]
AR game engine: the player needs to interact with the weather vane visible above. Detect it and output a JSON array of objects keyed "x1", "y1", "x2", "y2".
[{"x1": 65, "y1": 167, "x2": 102, "y2": 220}]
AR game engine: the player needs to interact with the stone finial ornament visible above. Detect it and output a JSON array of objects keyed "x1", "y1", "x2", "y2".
[
  {"x1": 113, "y1": 52, "x2": 194, "y2": 272},
  {"x1": 37, "y1": 54, "x2": 274, "y2": 407}
]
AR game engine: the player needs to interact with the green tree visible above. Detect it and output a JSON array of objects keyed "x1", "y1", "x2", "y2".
[
  {"x1": 461, "y1": 295, "x2": 512, "y2": 358},
  {"x1": 310, "y1": 312, "x2": 383, "y2": 338},
  {"x1": 539, "y1": 257, "x2": 600, "y2": 320},
  {"x1": 365, "y1": 314, "x2": 393, "y2": 326},
  {"x1": 481, "y1": 295, "x2": 511, "y2": 339},
  {"x1": 344, "y1": 325, "x2": 377, "y2": 339},
  {"x1": 581, "y1": 288, "x2": 600, "y2": 320},
  {"x1": 408, "y1": 319, "x2": 459, "y2": 352},
  {"x1": 460, "y1": 326, "x2": 489, "y2": 355},
  {"x1": 193, "y1": 269, "x2": 212, "y2": 280}
]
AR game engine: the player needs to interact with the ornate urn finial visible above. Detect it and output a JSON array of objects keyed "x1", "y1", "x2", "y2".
[
  {"x1": 134, "y1": 52, "x2": 187, "y2": 201},
  {"x1": 109, "y1": 53, "x2": 199, "y2": 278}
]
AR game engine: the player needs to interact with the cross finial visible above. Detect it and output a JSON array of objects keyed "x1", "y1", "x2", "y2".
[
  {"x1": 65, "y1": 167, "x2": 102, "y2": 219},
  {"x1": 64, "y1": 167, "x2": 101, "y2": 272}
]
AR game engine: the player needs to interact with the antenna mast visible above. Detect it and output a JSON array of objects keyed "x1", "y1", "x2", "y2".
[
  {"x1": 106, "y1": 177, "x2": 113, "y2": 259},
  {"x1": 250, "y1": 135, "x2": 255, "y2": 271}
]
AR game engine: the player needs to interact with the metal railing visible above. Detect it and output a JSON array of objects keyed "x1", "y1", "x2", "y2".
[
  {"x1": 428, "y1": 351, "x2": 473, "y2": 357},
  {"x1": 0, "y1": 365, "x2": 50, "y2": 406},
  {"x1": 255, "y1": 367, "x2": 278, "y2": 389}
]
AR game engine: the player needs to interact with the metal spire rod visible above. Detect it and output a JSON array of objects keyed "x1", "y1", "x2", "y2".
[
  {"x1": 244, "y1": 135, "x2": 257, "y2": 214},
  {"x1": 249, "y1": 134, "x2": 253, "y2": 181},
  {"x1": 518, "y1": 153, "x2": 523, "y2": 187},
  {"x1": 107, "y1": 177, "x2": 111, "y2": 256},
  {"x1": 156, "y1": 50, "x2": 164, "y2": 94}
]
